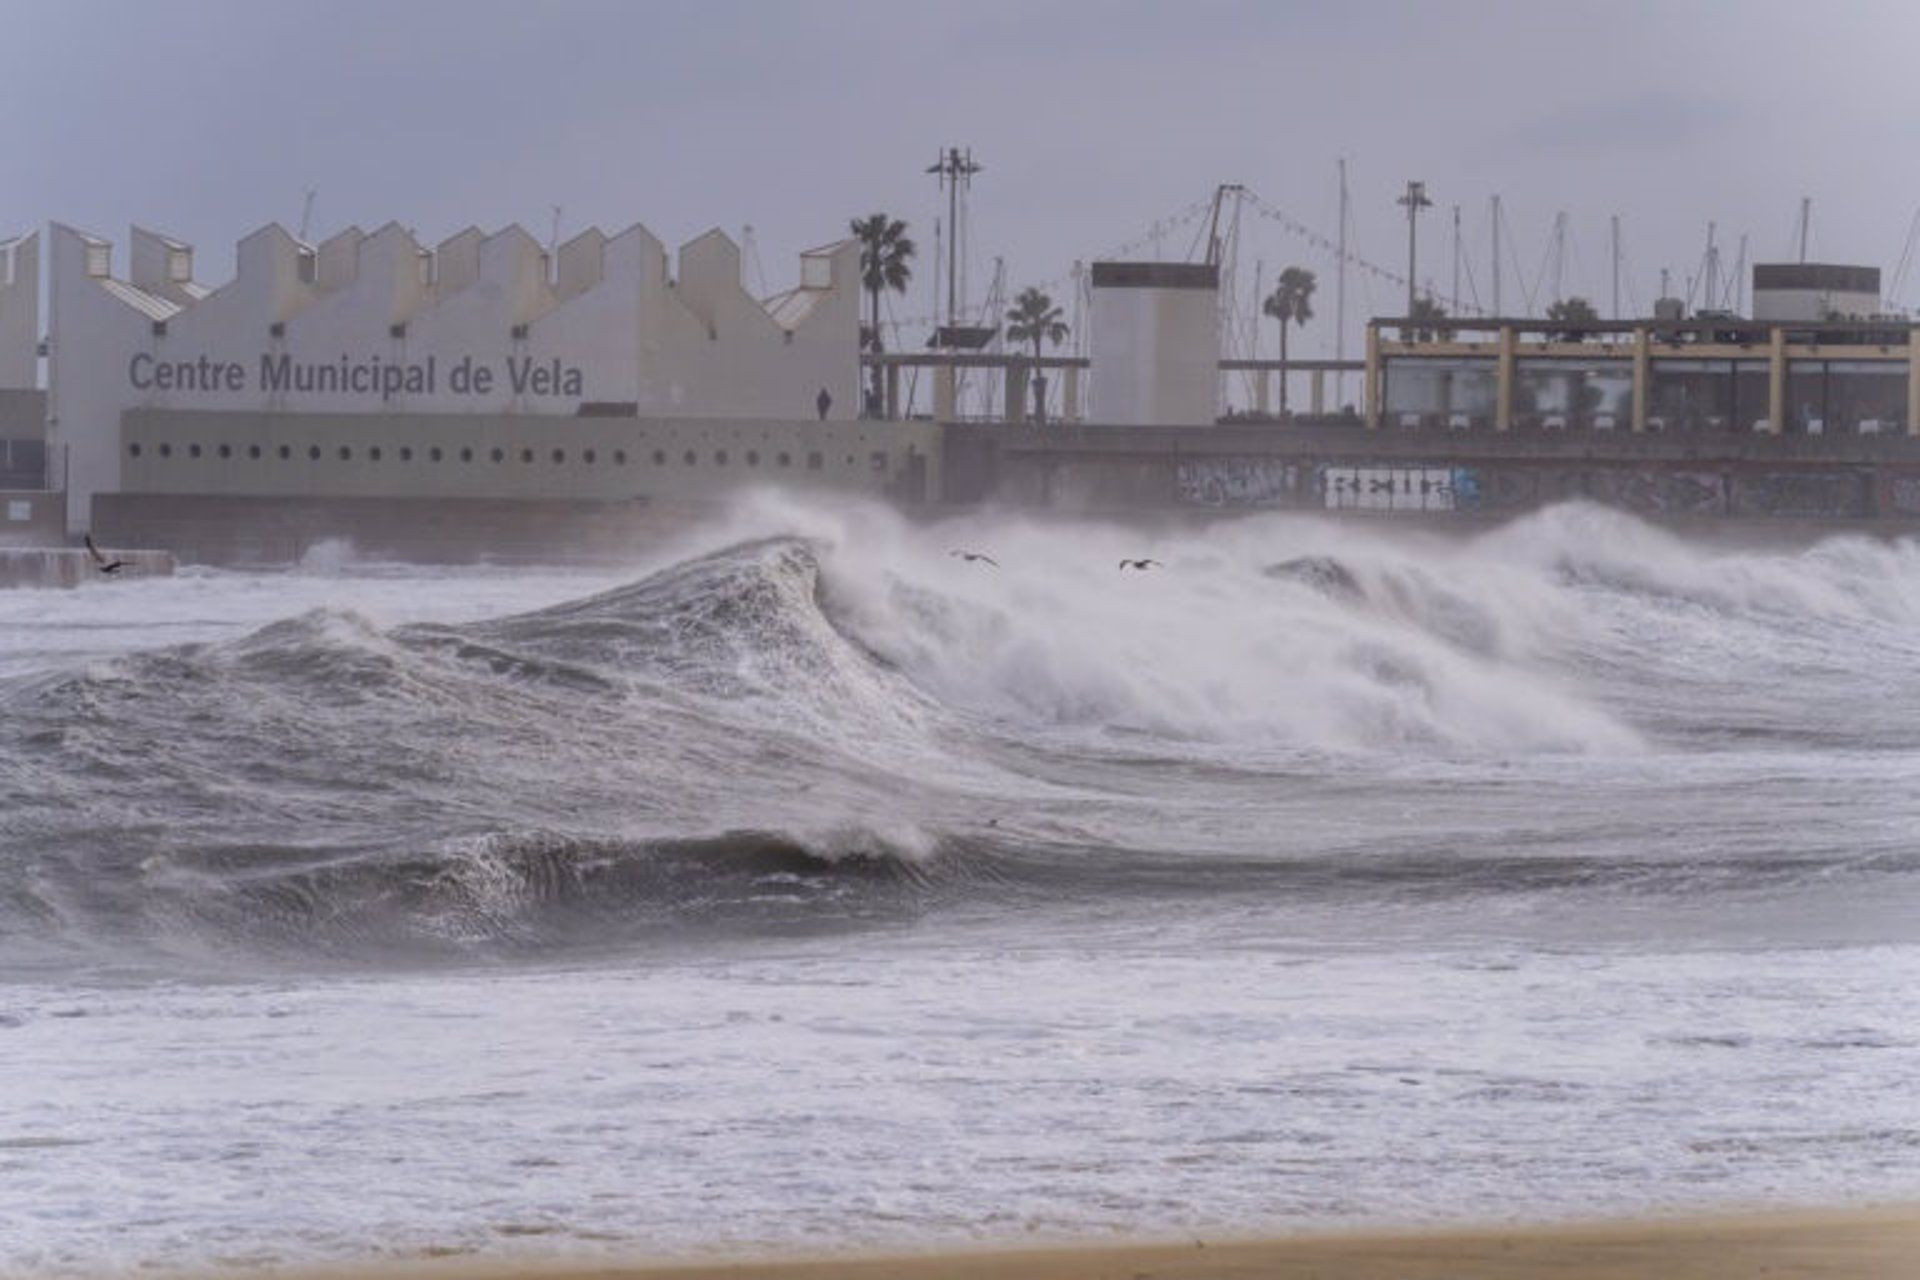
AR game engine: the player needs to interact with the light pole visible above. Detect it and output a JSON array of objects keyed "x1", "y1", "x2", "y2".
[{"x1": 1397, "y1": 180, "x2": 1432, "y2": 318}]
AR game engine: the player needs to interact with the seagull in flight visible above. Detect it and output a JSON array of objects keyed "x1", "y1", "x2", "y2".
[
  {"x1": 1118, "y1": 558, "x2": 1161, "y2": 571},
  {"x1": 83, "y1": 534, "x2": 125, "y2": 576},
  {"x1": 949, "y1": 549, "x2": 999, "y2": 567}
]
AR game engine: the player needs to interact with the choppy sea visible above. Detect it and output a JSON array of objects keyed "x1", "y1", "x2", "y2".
[{"x1": 2, "y1": 496, "x2": 1918, "y2": 1274}]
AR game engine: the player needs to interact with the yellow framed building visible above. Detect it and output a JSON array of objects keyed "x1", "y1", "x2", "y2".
[{"x1": 1366, "y1": 318, "x2": 1920, "y2": 437}]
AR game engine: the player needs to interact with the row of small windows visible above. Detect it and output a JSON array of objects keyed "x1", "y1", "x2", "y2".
[{"x1": 126, "y1": 441, "x2": 891, "y2": 472}]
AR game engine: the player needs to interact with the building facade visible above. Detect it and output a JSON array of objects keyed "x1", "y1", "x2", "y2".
[
  {"x1": 37, "y1": 220, "x2": 868, "y2": 532},
  {"x1": 1368, "y1": 316, "x2": 1920, "y2": 437}
]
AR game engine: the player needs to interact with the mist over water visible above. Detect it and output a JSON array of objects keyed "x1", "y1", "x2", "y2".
[{"x1": 4, "y1": 497, "x2": 1919, "y2": 1271}]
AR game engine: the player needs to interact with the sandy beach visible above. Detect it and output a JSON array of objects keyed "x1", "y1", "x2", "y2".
[{"x1": 335, "y1": 1208, "x2": 1920, "y2": 1280}]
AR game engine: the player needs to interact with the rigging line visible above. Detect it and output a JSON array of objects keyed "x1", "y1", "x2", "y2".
[
  {"x1": 1459, "y1": 248, "x2": 1483, "y2": 315},
  {"x1": 1453, "y1": 203, "x2": 1490, "y2": 315},
  {"x1": 1564, "y1": 223, "x2": 1588, "y2": 307},
  {"x1": 1497, "y1": 201, "x2": 1534, "y2": 315},
  {"x1": 1887, "y1": 206, "x2": 1920, "y2": 308},
  {"x1": 1526, "y1": 223, "x2": 1555, "y2": 314},
  {"x1": 1243, "y1": 191, "x2": 1408, "y2": 288},
  {"x1": 1619, "y1": 241, "x2": 1643, "y2": 318},
  {"x1": 1685, "y1": 237, "x2": 1717, "y2": 311}
]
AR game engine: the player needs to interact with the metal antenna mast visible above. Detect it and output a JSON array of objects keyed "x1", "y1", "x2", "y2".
[
  {"x1": 1799, "y1": 196, "x2": 1812, "y2": 263},
  {"x1": 1704, "y1": 222, "x2": 1719, "y2": 312},
  {"x1": 926, "y1": 146, "x2": 982, "y2": 331},
  {"x1": 1398, "y1": 180, "x2": 1433, "y2": 315}
]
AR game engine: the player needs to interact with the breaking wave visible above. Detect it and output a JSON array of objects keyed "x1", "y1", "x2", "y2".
[{"x1": 1, "y1": 498, "x2": 1915, "y2": 969}]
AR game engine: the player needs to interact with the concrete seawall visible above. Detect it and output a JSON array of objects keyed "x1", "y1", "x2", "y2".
[
  {"x1": 943, "y1": 422, "x2": 1920, "y2": 523},
  {"x1": 0, "y1": 546, "x2": 176, "y2": 588},
  {"x1": 92, "y1": 494, "x2": 717, "y2": 567}
]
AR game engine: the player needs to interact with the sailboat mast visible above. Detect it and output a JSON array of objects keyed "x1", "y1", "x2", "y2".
[
  {"x1": 1451, "y1": 204, "x2": 1461, "y2": 313},
  {"x1": 1335, "y1": 158, "x2": 1349, "y2": 375},
  {"x1": 1610, "y1": 214, "x2": 1620, "y2": 320},
  {"x1": 1491, "y1": 194, "x2": 1502, "y2": 316}
]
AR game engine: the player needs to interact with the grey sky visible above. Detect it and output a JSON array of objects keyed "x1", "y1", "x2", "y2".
[{"x1": 9, "y1": 0, "x2": 1920, "y2": 359}]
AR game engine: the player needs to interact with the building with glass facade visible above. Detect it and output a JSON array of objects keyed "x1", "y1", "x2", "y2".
[{"x1": 1368, "y1": 314, "x2": 1919, "y2": 437}]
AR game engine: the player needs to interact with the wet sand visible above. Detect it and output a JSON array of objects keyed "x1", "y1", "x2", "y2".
[{"x1": 341, "y1": 1207, "x2": 1920, "y2": 1280}]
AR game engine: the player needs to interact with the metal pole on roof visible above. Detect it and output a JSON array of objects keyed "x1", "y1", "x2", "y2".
[
  {"x1": 926, "y1": 146, "x2": 982, "y2": 333},
  {"x1": 1397, "y1": 180, "x2": 1432, "y2": 316}
]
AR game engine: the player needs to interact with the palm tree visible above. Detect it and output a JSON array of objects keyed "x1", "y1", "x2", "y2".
[
  {"x1": 1546, "y1": 295, "x2": 1599, "y2": 342},
  {"x1": 1261, "y1": 267, "x2": 1316, "y2": 417},
  {"x1": 850, "y1": 213, "x2": 914, "y2": 416},
  {"x1": 1004, "y1": 286, "x2": 1069, "y2": 423},
  {"x1": 1402, "y1": 294, "x2": 1448, "y2": 344}
]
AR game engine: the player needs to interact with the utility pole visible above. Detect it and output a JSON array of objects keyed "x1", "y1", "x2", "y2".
[
  {"x1": 926, "y1": 146, "x2": 982, "y2": 331},
  {"x1": 1799, "y1": 196, "x2": 1812, "y2": 263},
  {"x1": 1398, "y1": 180, "x2": 1432, "y2": 316},
  {"x1": 1491, "y1": 194, "x2": 1502, "y2": 316}
]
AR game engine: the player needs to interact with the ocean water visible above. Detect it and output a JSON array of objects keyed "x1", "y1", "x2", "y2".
[{"x1": 2, "y1": 496, "x2": 1918, "y2": 1273}]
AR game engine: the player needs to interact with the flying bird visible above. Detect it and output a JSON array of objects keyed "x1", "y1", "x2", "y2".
[
  {"x1": 949, "y1": 550, "x2": 999, "y2": 567},
  {"x1": 1118, "y1": 558, "x2": 1161, "y2": 571},
  {"x1": 83, "y1": 534, "x2": 125, "y2": 576}
]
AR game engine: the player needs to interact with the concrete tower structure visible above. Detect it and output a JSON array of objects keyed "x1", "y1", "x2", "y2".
[{"x1": 1088, "y1": 262, "x2": 1219, "y2": 426}]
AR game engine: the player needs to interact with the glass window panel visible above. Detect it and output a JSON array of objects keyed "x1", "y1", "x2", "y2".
[
  {"x1": 1826, "y1": 360, "x2": 1907, "y2": 434},
  {"x1": 1515, "y1": 359, "x2": 1633, "y2": 428},
  {"x1": 1382, "y1": 358, "x2": 1497, "y2": 427},
  {"x1": 1647, "y1": 359, "x2": 1734, "y2": 432}
]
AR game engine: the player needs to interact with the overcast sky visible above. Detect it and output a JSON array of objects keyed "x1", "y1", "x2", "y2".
[{"x1": 10, "y1": 0, "x2": 1920, "y2": 359}]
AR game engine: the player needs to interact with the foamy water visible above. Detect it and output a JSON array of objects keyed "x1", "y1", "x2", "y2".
[{"x1": 2, "y1": 498, "x2": 1918, "y2": 1273}]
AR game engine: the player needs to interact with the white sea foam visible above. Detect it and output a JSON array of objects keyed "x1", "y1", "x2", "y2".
[{"x1": 4, "y1": 497, "x2": 1920, "y2": 1273}]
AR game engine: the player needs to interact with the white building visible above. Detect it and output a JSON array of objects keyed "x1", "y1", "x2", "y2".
[
  {"x1": 1087, "y1": 261, "x2": 1219, "y2": 426},
  {"x1": 0, "y1": 232, "x2": 36, "y2": 390},
  {"x1": 39, "y1": 220, "x2": 866, "y2": 532},
  {"x1": 1751, "y1": 263, "x2": 1882, "y2": 324}
]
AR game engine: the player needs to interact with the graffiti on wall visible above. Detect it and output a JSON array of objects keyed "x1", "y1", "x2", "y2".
[
  {"x1": 1318, "y1": 466, "x2": 1475, "y2": 512},
  {"x1": 1730, "y1": 471, "x2": 1868, "y2": 518},
  {"x1": 1166, "y1": 457, "x2": 1890, "y2": 519},
  {"x1": 1885, "y1": 474, "x2": 1920, "y2": 515},
  {"x1": 1584, "y1": 469, "x2": 1727, "y2": 516},
  {"x1": 1174, "y1": 459, "x2": 1299, "y2": 507}
]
